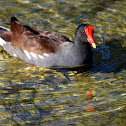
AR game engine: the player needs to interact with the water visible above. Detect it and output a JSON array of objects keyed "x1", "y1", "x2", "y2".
[{"x1": 0, "y1": 0, "x2": 126, "y2": 125}]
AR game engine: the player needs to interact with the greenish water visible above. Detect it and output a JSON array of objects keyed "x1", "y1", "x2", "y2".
[{"x1": 0, "y1": 0, "x2": 126, "y2": 125}]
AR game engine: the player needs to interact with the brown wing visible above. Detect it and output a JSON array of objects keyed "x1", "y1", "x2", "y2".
[
  {"x1": 10, "y1": 17, "x2": 58, "y2": 55},
  {"x1": 23, "y1": 25, "x2": 71, "y2": 43}
]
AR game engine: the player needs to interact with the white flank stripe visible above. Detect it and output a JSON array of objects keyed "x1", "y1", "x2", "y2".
[
  {"x1": 24, "y1": 50, "x2": 31, "y2": 60},
  {"x1": 38, "y1": 55, "x2": 44, "y2": 59},
  {"x1": 0, "y1": 37, "x2": 6, "y2": 46},
  {"x1": 13, "y1": 53, "x2": 17, "y2": 57},
  {"x1": 0, "y1": 26, "x2": 10, "y2": 31},
  {"x1": 43, "y1": 53, "x2": 50, "y2": 57},
  {"x1": 30, "y1": 52, "x2": 37, "y2": 59}
]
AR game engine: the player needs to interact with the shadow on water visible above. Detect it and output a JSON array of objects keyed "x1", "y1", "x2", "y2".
[
  {"x1": 2, "y1": 87, "x2": 51, "y2": 125},
  {"x1": 91, "y1": 37, "x2": 126, "y2": 73}
]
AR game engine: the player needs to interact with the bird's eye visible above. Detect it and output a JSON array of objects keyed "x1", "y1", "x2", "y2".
[{"x1": 82, "y1": 31, "x2": 85, "y2": 34}]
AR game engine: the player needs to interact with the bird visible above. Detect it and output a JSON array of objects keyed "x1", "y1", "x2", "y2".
[{"x1": 0, "y1": 17, "x2": 96, "y2": 67}]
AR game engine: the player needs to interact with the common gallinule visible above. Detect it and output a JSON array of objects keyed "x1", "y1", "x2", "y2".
[{"x1": 0, "y1": 17, "x2": 96, "y2": 67}]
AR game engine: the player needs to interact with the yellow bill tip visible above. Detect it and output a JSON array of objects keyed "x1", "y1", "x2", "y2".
[{"x1": 92, "y1": 43, "x2": 96, "y2": 48}]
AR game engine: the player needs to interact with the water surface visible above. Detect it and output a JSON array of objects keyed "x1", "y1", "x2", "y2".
[{"x1": 0, "y1": 0, "x2": 126, "y2": 125}]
